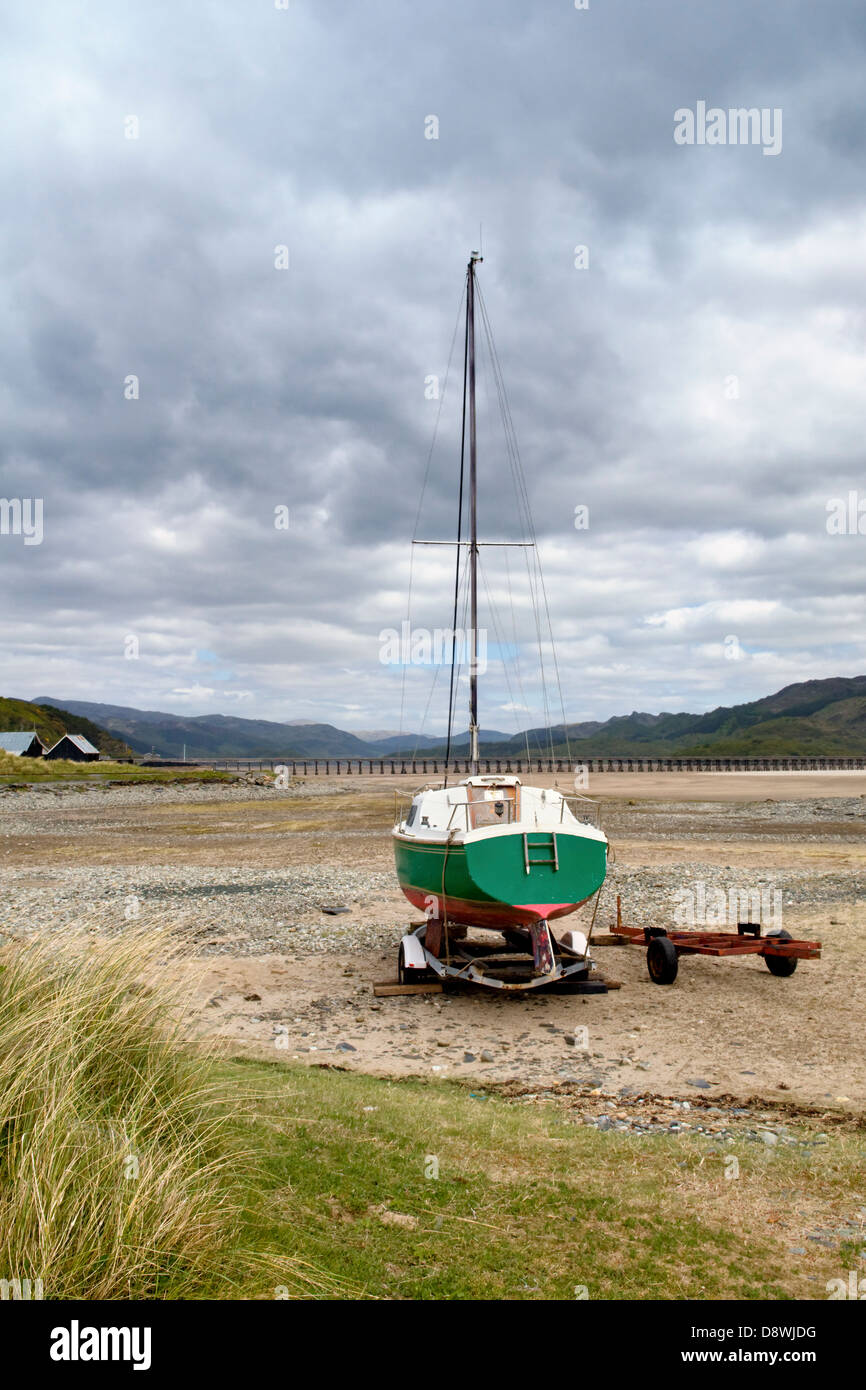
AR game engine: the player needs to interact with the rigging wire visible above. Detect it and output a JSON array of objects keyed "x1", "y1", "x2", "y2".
[
  {"x1": 503, "y1": 547, "x2": 534, "y2": 764},
  {"x1": 473, "y1": 296, "x2": 550, "y2": 752},
  {"x1": 399, "y1": 282, "x2": 467, "y2": 743},
  {"x1": 443, "y1": 549, "x2": 473, "y2": 762},
  {"x1": 413, "y1": 659, "x2": 443, "y2": 758},
  {"x1": 475, "y1": 279, "x2": 574, "y2": 768},
  {"x1": 401, "y1": 264, "x2": 575, "y2": 776},
  {"x1": 410, "y1": 534, "x2": 471, "y2": 763},
  {"x1": 443, "y1": 267, "x2": 470, "y2": 785},
  {"x1": 474, "y1": 292, "x2": 555, "y2": 761},
  {"x1": 477, "y1": 552, "x2": 534, "y2": 758}
]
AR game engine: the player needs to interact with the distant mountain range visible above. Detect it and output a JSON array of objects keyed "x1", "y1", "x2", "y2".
[
  {"x1": 31, "y1": 698, "x2": 511, "y2": 759},
  {"x1": 28, "y1": 677, "x2": 866, "y2": 758},
  {"x1": 31, "y1": 700, "x2": 373, "y2": 759},
  {"x1": 532, "y1": 675, "x2": 866, "y2": 759}
]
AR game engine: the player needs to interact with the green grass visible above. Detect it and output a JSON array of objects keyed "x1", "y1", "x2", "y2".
[
  {"x1": 210, "y1": 1061, "x2": 863, "y2": 1301},
  {"x1": 1, "y1": 926, "x2": 860, "y2": 1300},
  {"x1": 0, "y1": 752, "x2": 233, "y2": 785}
]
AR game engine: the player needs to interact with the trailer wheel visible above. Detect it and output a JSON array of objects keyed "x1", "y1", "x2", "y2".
[
  {"x1": 647, "y1": 934, "x2": 679, "y2": 985},
  {"x1": 397, "y1": 944, "x2": 409, "y2": 985},
  {"x1": 764, "y1": 931, "x2": 797, "y2": 977}
]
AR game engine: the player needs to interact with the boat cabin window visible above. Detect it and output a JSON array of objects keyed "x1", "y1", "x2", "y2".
[{"x1": 405, "y1": 803, "x2": 418, "y2": 828}]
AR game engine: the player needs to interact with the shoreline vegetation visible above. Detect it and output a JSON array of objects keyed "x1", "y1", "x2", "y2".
[
  {"x1": 0, "y1": 926, "x2": 861, "y2": 1301},
  {"x1": 0, "y1": 751, "x2": 234, "y2": 786}
]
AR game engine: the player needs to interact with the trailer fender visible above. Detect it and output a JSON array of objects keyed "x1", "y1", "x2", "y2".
[
  {"x1": 399, "y1": 933, "x2": 429, "y2": 971},
  {"x1": 560, "y1": 929, "x2": 588, "y2": 958}
]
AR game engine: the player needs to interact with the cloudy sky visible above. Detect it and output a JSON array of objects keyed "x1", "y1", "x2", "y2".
[{"x1": 2, "y1": 0, "x2": 866, "y2": 737}]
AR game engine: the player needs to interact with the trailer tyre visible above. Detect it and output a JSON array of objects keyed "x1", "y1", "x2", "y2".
[
  {"x1": 764, "y1": 930, "x2": 797, "y2": 977},
  {"x1": 647, "y1": 934, "x2": 679, "y2": 985},
  {"x1": 397, "y1": 944, "x2": 409, "y2": 985}
]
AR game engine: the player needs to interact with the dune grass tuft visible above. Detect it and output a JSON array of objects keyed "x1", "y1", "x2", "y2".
[
  {"x1": 0, "y1": 751, "x2": 232, "y2": 783},
  {"x1": 0, "y1": 927, "x2": 257, "y2": 1299}
]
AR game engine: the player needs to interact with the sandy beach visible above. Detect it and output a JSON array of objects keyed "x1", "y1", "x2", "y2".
[{"x1": 1, "y1": 771, "x2": 863, "y2": 1120}]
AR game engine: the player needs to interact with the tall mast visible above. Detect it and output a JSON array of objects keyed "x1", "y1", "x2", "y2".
[{"x1": 467, "y1": 251, "x2": 482, "y2": 776}]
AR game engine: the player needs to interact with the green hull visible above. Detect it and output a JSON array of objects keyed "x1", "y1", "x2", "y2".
[{"x1": 394, "y1": 828, "x2": 607, "y2": 927}]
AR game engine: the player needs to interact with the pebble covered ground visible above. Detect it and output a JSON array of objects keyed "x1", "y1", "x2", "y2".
[
  {"x1": 0, "y1": 861, "x2": 397, "y2": 956},
  {"x1": 601, "y1": 794, "x2": 866, "y2": 840},
  {"x1": 0, "y1": 775, "x2": 340, "y2": 823},
  {"x1": 0, "y1": 854, "x2": 860, "y2": 957},
  {"x1": 0, "y1": 779, "x2": 863, "y2": 959},
  {"x1": 1, "y1": 776, "x2": 864, "y2": 1109}
]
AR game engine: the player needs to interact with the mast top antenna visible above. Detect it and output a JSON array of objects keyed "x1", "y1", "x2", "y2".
[{"x1": 470, "y1": 250, "x2": 483, "y2": 264}]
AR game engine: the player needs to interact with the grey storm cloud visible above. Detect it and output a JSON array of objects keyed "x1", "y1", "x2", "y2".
[{"x1": 2, "y1": 0, "x2": 866, "y2": 732}]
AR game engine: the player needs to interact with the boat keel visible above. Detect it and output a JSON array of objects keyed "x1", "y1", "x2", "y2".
[{"x1": 530, "y1": 919, "x2": 555, "y2": 977}]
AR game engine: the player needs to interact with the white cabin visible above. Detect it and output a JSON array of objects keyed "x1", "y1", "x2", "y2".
[{"x1": 395, "y1": 776, "x2": 605, "y2": 845}]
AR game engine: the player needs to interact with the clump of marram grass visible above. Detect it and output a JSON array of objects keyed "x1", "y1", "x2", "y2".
[
  {"x1": 0, "y1": 926, "x2": 248, "y2": 1299},
  {"x1": 0, "y1": 751, "x2": 134, "y2": 782},
  {"x1": 0, "y1": 752, "x2": 231, "y2": 782},
  {"x1": 0, "y1": 751, "x2": 103, "y2": 777}
]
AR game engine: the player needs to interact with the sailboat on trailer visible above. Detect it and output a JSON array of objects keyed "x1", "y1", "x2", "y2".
[{"x1": 392, "y1": 253, "x2": 609, "y2": 992}]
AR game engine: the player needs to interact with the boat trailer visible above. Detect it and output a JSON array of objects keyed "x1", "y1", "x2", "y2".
[
  {"x1": 609, "y1": 897, "x2": 821, "y2": 985},
  {"x1": 397, "y1": 919, "x2": 608, "y2": 993}
]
